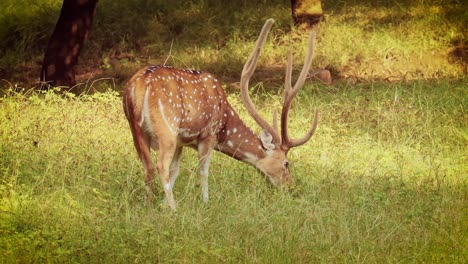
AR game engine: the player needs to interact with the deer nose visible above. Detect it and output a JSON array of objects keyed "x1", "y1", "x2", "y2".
[{"x1": 280, "y1": 173, "x2": 294, "y2": 188}]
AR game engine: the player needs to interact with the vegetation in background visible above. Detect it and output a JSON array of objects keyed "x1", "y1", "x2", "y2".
[{"x1": 0, "y1": 0, "x2": 466, "y2": 87}]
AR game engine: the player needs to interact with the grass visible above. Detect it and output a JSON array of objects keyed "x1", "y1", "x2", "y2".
[{"x1": 0, "y1": 79, "x2": 466, "y2": 262}]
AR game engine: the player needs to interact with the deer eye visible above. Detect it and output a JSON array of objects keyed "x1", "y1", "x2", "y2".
[{"x1": 284, "y1": 161, "x2": 289, "y2": 169}]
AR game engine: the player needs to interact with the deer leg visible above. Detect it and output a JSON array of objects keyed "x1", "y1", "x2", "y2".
[
  {"x1": 157, "y1": 138, "x2": 178, "y2": 210},
  {"x1": 127, "y1": 120, "x2": 155, "y2": 205},
  {"x1": 162, "y1": 146, "x2": 183, "y2": 205},
  {"x1": 141, "y1": 139, "x2": 156, "y2": 205},
  {"x1": 169, "y1": 146, "x2": 183, "y2": 189},
  {"x1": 197, "y1": 137, "x2": 216, "y2": 203}
]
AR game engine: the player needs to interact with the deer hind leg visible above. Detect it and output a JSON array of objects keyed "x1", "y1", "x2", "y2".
[
  {"x1": 156, "y1": 138, "x2": 178, "y2": 210},
  {"x1": 197, "y1": 137, "x2": 216, "y2": 203},
  {"x1": 161, "y1": 146, "x2": 183, "y2": 205},
  {"x1": 127, "y1": 118, "x2": 155, "y2": 205},
  {"x1": 169, "y1": 146, "x2": 183, "y2": 189}
]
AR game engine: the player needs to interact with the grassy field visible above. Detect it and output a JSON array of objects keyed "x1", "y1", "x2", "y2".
[{"x1": 0, "y1": 79, "x2": 466, "y2": 262}]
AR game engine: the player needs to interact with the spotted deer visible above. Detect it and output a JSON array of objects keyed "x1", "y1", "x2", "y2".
[{"x1": 123, "y1": 19, "x2": 318, "y2": 210}]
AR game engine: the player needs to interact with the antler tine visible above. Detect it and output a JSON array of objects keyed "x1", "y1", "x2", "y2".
[
  {"x1": 289, "y1": 110, "x2": 319, "y2": 147},
  {"x1": 293, "y1": 31, "x2": 316, "y2": 93},
  {"x1": 281, "y1": 30, "x2": 318, "y2": 149},
  {"x1": 272, "y1": 109, "x2": 279, "y2": 133},
  {"x1": 281, "y1": 50, "x2": 294, "y2": 145},
  {"x1": 285, "y1": 50, "x2": 294, "y2": 95},
  {"x1": 240, "y1": 18, "x2": 280, "y2": 144}
]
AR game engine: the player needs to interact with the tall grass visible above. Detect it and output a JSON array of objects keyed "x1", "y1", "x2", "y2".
[{"x1": 0, "y1": 79, "x2": 466, "y2": 262}]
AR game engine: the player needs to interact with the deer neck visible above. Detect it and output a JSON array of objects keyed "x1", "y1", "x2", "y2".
[{"x1": 216, "y1": 105, "x2": 266, "y2": 165}]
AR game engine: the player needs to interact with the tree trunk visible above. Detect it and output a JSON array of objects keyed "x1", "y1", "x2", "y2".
[
  {"x1": 291, "y1": 0, "x2": 323, "y2": 28},
  {"x1": 40, "y1": 0, "x2": 98, "y2": 88}
]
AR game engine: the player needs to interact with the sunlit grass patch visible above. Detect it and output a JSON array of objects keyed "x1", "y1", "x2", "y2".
[{"x1": 1, "y1": 79, "x2": 466, "y2": 262}]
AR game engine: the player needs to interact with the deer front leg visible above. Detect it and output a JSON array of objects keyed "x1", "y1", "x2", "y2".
[
  {"x1": 197, "y1": 137, "x2": 216, "y2": 203},
  {"x1": 157, "y1": 138, "x2": 178, "y2": 210}
]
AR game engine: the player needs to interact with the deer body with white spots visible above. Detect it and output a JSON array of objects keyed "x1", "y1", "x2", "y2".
[{"x1": 123, "y1": 19, "x2": 318, "y2": 210}]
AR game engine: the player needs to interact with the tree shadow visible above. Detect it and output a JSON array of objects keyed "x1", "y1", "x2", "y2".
[{"x1": 1, "y1": 0, "x2": 466, "y2": 88}]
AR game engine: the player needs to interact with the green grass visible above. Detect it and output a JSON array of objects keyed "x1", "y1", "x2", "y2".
[{"x1": 0, "y1": 79, "x2": 466, "y2": 262}]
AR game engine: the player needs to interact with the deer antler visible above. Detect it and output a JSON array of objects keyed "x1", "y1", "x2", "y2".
[
  {"x1": 281, "y1": 32, "x2": 318, "y2": 149},
  {"x1": 240, "y1": 18, "x2": 318, "y2": 150},
  {"x1": 240, "y1": 18, "x2": 281, "y2": 144}
]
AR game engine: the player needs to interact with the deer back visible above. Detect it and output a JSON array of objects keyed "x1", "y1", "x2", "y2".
[{"x1": 123, "y1": 65, "x2": 230, "y2": 145}]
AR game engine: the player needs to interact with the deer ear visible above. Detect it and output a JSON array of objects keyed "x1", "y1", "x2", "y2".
[{"x1": 260, "y1": 130, "x2": 276, "y2": 151}]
